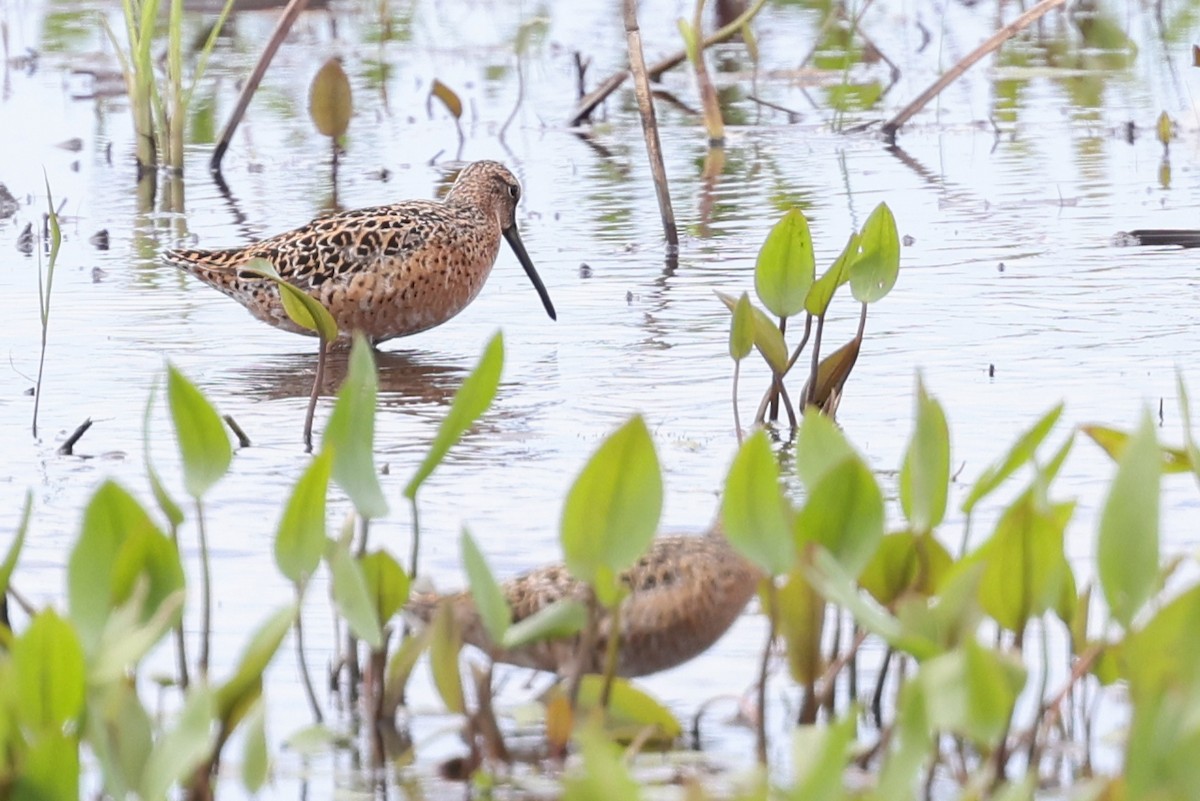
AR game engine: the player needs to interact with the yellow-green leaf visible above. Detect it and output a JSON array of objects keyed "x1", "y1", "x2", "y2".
[
  {"x1": 755, "y1": 208, "x2": 815, "y2": 319},
  {"x1": 309, "y1": 57, "x2": 352, "y2": 138}
]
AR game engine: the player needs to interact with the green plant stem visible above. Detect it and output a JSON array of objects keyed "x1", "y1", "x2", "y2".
[
  {"x1": 303, "y1": 337, "x2": 328, "y2": 453},
  {"x1": 732, "y1": 361, "x2": 743, "y2": 443},
  {"x1": 408, "y1": 496, "x2": 421, "y2": 579},
  {"x1": 599, "y1": 602, "x2": 623, "y2": 709},
  {"x1": 806, "y1": 314, "x2": 827, "y2": 408},
  {"x1": 566, "y1": 592, "x2": 601, "y2": 712},
  {"x1": 295, "y1": 588, "x2": 323, "y2": 724},
  {"x1": 756, "y1": 579, "x2": 776, "y2": 766},
  {"x1": 195, "y1": 498, "x2": 212, "y2": 677},
  {"x1": 768, "y1": 316, "x2": 787, "y2": 421},
  {"x1": 170, "y1": 520, "x2": 191, "y2": 690}
]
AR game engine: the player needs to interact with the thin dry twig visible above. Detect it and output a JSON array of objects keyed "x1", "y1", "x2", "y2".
[
  {"x1": 882, "y1": 0, "x2": 1067, "y2": 141},
  {"x1": 57, "y1": 417, "x2": 93, "y2": 456},
  {"x1": 210, "y1": 0, "x2": 312, "y2": 171},
  {"x1": 622, "y1": 0, "x2": 678, "y2": 248},
  {"x1": 569, "y1": 0, "x2": 768, "y2": 126}
]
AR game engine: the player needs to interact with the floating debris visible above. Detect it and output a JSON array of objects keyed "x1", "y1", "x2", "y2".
[
  {"x1": 0, "y1": 183, "x2": 17, "y2": 219},
  {"x1": 92, "y1": 267, "x2": 108, "y2": 283},
  {"x1": 90, "y1": 229, "x2": 110, "y2": 250},
  {"x1": 57, "y1": 137, "x2": 84, "y2": 152},
  {"x1": 16, "y1": 222, "x2": 34, "y2": 254}
]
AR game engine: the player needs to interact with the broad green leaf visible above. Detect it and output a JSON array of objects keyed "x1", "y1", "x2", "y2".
[
  {"x1": 962, "y1": 403, "x2": 1063, "y2": 514},
  {"x1": 777, "y1": 569, "x2": 824, "y2": 685},
  {"x1": 383, "y1": 627, "x2": 430, "y2": 713},
  {"x1": 460, "y1": 528, "x2": 510, "y2": 644},
  {"x1": 143, "y1": 381, "x2": 184, "y2": 528},
  {"x1": 795, "y1": 407, "x2": 855, "y2": 487},
  {"x1": 241, "y1": 259, "x2": 337, "y2": 341},
  {"x1": 430, "y1": 601, "x2": 465, "y2": 714},
  {"x1": 1082, "y1": 424, "x2": 1192, "y2": 473},
  {"x1": 1124, "y1": 584, "x2": 1200, "y2": 698},
  {"x1": 917, "y1": 640, "x2": 1024, "y2": 744},
  {"x1": 91, "y1": 589, "x2": 185, "y2": 684},
  {"x1": 716, "y1": 291, "x2": 788, "y2": 374},
  {"x1": 274, "y1": 451, "x2": 332, "y2": 585},
  {"x1": 978, "y1": 489, "x2": 1073, "y2": 633},
  {"x1": 729, "y1": 292, "x2": 754, "y2": 362},
  {"x1": 560, "y1": 416, "x2": 662, "y2": 606},
  {"x1": 899, "y1": 377, "x2": 950, "y2": 533},
  {"x1": 1097, "y1": 410, "x2": 1160, "y2": 629},
  {"x1": 563, "y1": 723, "x2": 644, "y2": 801},
  {"x1": 309, "y1": 57, "x2": 352, "y2": 138},
  {"x1": 15, "y1": 610, "x2": 85, "y2": 730},
  {"x1": 897, "y1": 558, "x2": 984, "y2": 653},
  {"x1": 849, "y1": 202, "x2": 900, "y2": 303},
  {"x1": 873, "y1": 679, "x2": 932, "y2": 801},
  {"x1": 405, "y1": 332, "x2": 503, "y2": 499},
  {"x1": 109, "y1": 525, "x2": 185, "y2": 623},
  {"x1": 327, "y1": 539, "x2": 382, "y2": 649},
  {"x1": 321, "y1": 334, "x2": 389, "y2": 519},
  {"x1": 796, "y1": 455, "x2": 884, "y2": 578},
  {"x1": 360, "y1": 549, "x2": 411, "y2": 624},
  {"x1": 68, "y1": 481, "x2": 164, "y2": 652},
  {"x1": 721, "y1": 430, "x2": 793, "y2": 576},
  {"x1": 789, "y1": 712, "x2": 855, "y2": 801},
  {"x1": 803, "y1": 548, "x2": 937, "y2": 660},
  {"x1": 859, "y1": 532, "x2": 952, "y2": 607},
  {"x1": 755, "y1": 208, "x2": 815, "y2": 319},
  {"x1": 430, "y1": 79, "x2": 463, "y2": 119},
  {"x1": 216, "y1": 605, "x2": 296, "y2": 728},
  {"x1": 16, "y1": 730, "x2": 78, "y2": 801},
  {"x1": 805, "y1": 233, "x2": 859, "y2": 317},
  {"x1": 1178, "y1": 371, "x2": 1200, "y2": 492},
  {"x1": 167, "y1": 364, "x2": 232, "y2": 498},
  {"x1": 241, "y1": 700, "x2": 269, "y2": 794},
  {"x1": 575, "y1": 675, "x2": 682, "y2": 739},
  {"x1": 1125, "y1": 691, "x2": 1200, "y2": 801},
  {"x1": 141, "y1": 684, "x2": 217, "y2": 801},
  {"x1": 502, "y1": 599, "x2": 588, "y2": 649},
  {"x1": 0, "y1": 490, "x2": 31, "y2": 599},
  {"x1": 86, "y1": 680, "x2": 152, "y2": 800}
]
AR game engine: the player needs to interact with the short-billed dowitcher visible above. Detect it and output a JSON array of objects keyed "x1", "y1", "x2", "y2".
[
  {"x1": 408, "y1": 528, "x2": 763, "y2": 678},
  {"x1": 163, "y1": 161, "x2": 556, "y2": 344}
]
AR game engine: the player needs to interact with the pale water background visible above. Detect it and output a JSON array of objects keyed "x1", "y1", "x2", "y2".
[{"x1": 3, "y1": 0, "x2": 1200, "y2": 795}]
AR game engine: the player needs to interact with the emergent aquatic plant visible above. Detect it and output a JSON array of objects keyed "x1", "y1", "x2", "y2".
[{"x1": 720, "y1": 202, "x2": 900, "y2": 430}]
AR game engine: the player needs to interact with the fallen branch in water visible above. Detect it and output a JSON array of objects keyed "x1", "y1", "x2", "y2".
[
  {"x1": 58, "y1": 417, "x2": 93, "y2": 456},
  {"x1": 882, "y1": 0, "x2": 1067, "y2": 142},
  {"x1": 569, "y1": 0, "x2": 768, "y2": 126}
]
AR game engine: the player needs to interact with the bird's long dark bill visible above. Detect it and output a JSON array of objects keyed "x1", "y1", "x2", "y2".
[{"x1": 503, "y1": 225, "x2": 557, "y2": 321}]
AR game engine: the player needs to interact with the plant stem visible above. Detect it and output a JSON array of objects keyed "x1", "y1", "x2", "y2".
[
  {"x1": 756, "y1": 579, "x2": 776, "y2": 766},
  {"x1": 195, "y1": 498, "x2": 212, "y2": 678},
  {"x1": 599, "y1": 602, "x2": 623, "y2": 708},
  {"x1": 408, "y1": 496, "x2": 421, "y2": 580},
  {"x1": 304, "y1": 337, "x2": 328, "y2": 453},
  {"x1": 806, "y1": 314, "x2": 827, "y2": 408},
  {"x1": 732, "y1": 361, "x2": 743, "y2": 442},
  {"x1": 295, "y1": 587, "x2": 324, "y2": 724},
  {"x1": 169, "y1": 518, "x2": 191, "y2": 690}
]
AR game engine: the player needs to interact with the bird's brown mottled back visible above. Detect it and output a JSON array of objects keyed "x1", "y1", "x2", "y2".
[
  {"x1": 163, "y1": 161, "x2": 555, "y2": 345},
  {"x1": 406, "y1": 527, "x2": 763, "y2": 678}
]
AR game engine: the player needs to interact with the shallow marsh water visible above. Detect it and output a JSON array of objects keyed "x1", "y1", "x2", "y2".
[{"x1": 4, "y1": 0, "x2": 1200, "y2": 794}]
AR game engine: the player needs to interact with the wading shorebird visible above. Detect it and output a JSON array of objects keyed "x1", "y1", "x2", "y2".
[
  {"x1": 163, "y1": 161, "x2": 556, "y2": 345},
  {"x1": 408, "y1": 528, "x2": 763, "y2": 678}
]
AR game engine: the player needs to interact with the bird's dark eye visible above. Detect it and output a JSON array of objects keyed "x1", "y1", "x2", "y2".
[{"x1": 507, "y1": 184, "x2": 519, "y2": 199}]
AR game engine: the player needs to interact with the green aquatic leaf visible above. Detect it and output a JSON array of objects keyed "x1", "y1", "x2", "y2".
[
  {"x1": 241, "y1": 258, "x2": 338, "y2": 341},
  {"x1": 460, "y1": 528, "x2": 510, "y2": 644},
  {"x1": 15, "y1": 609, "x2": 85, "y2": 730},
  {"x1": 899, "y1": 377, "x2": 950, "y2": 533},
  {"x1": 360, "y1": 548, "x2": 410, "y2": 624},
  {"x1": 796, "y1": 454, "x2": 884, "y2": 578},
  {"x1": 327, "y1": 538, "x2": 382, "y2": 650},
  {"x1": 560, "y1": 416, "x2": 662, "y2": 607},
  {"x1": 729, "y1": 292, "x2": 754, "y2": 362},
  {"x1": 322, "y1": 334, "x2": 388, "y2": 520},
  {"x1": 240, "y1": 700, "x2": 269, "y2": 795},
  {"x1": 405, "y1": 332, "x2": 503, "y2": 500},
  {"x1": 501, "y1": 599, "x2": 588, "y2": 650},
  {"x1": 716, "y1": 291, "x2": 788, "y2": 374},
  {"x1": 805, "y1": 232, "x2": 859, "y2": 317},
  {"x1": 0, "y1": 490, "x2": 31, "y2": 602},
  {"x1": 141, "y1": 683, "x2": 217, "y2": 801},
  {"x1": 274, "y1": 451, "x2": 332, "y2": 585},
  {"x1": 849, "y1": 202, "x2": 900, "y2": 303},
  {"x1": 309, "y1": 57, "x2": 352, "y2": 138},
  {"x1": 1097, "y1": 410, "x2": 1160, "y2": 630},
  {"x1": 721, "y1": 429, "x2": 793, "y2": 576},
  {"x1": 795, "y1": 407, "x2": 855, "y2": 488},
  {"x1": 142, "y1": 381, "x2": 184, "y2": 528},
  {"x1": 755, "y1": 208, "x2": 815, "y2": 319},
  {"x1": 430, "y1": 601, "x2": 465, "y2": 714},
  {"x1": 963, "y1": 403, "x2": 1063, "y2": 514},
  {"x1": 215, "y1": 605, "x2": 295, "y2": 731},
  {"x1": 167, "y1": 364, "x2": 231, "y2": 499}
]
